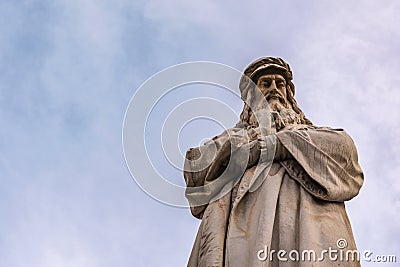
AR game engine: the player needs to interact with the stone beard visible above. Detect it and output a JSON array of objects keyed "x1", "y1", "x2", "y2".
[
  {"x1": 245, "y1": 88, "x2": 305, "y2": 131},
  {"x1": 247, "y1": 107, "x2": 304, "y2": 132}
]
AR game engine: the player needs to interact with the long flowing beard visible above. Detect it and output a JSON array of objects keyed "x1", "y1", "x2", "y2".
[
  {"x1": 271, "y1": 108, "x2": 303, "y2": 131},
  {"x1": 247, "y1": 99, "x2": 302, "y2": 132}
]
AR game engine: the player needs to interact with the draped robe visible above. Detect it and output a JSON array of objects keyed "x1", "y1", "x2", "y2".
[{"x1": 184, "y1": 124, "x2": 364, "y2": 267}]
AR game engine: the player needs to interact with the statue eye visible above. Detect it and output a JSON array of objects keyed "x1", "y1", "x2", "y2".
[
  {"x1": 262, "y1": 81, "x2": 272, "y2": 87},
  {"x1": 277, "y1": 82, "x2": 285, "y2": 88}
]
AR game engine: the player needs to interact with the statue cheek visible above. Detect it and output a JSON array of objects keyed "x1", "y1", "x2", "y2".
[{"x1": 283, "y1": 87, "x2": 288, "y2": 99}]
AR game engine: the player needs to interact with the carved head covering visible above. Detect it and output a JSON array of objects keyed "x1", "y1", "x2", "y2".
[{"x1": 239, "y1": 57, "x2": 295, "y2": 101}]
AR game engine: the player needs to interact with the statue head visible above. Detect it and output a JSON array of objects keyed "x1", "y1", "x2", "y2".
[{"x1": 239, "y1": 57, "x2": 312, "y2": 129}]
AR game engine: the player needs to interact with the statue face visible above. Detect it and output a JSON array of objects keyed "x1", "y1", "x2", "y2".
[{"x1": 256, "y1": 73, "x2": 287, "y2": 103}]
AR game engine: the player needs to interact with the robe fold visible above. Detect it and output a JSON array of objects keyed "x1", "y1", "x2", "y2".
[{"x1": 184, "y1": 125, "x2": 364, "y2": 267}]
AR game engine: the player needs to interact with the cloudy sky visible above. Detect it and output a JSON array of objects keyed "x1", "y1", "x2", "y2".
[{"x1": 1, "y1": 0, "x2": 399, "y2": 266}]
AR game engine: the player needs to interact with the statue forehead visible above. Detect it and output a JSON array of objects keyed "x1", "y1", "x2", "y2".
[{"x1": 257, "y1": 73, "x2": 286, "y2": 81}]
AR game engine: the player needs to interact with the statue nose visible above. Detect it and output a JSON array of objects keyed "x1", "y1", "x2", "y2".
[{"x1": 268, "y1": 81, "x2": 278, "y2": 90}]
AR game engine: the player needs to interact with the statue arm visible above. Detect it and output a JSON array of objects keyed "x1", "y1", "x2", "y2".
[
  {"x1": 276, "y1": 127, "x2": 364, "y2": 201},
  {"x1": 184, "y1": 128, "x2": 248, "y2": 219},
  {"x1": 184, "y1": 126, "x2": 266, "y2": 219}
]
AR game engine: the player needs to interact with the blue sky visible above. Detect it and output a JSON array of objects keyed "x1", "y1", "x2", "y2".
[{"x1": 1, "y1": 0, "x2": 399, "y2": 266}]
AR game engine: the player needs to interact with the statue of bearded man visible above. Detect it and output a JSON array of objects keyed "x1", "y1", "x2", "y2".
[{"x1": 184, "y1": 57, "x2": 364, "y2": 267}]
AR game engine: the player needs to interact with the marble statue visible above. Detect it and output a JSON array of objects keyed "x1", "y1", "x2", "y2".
[{"x1": 184, "y1": 57, "x2": 364, "y2": 266}]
